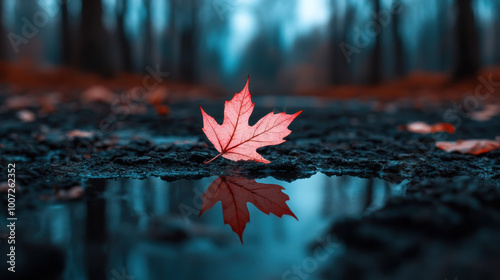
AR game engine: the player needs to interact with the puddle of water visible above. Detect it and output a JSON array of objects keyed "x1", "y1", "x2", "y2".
[
  {"x1": 113, "y1": 130, "x2": 199, "y2": 145},
  {"x1": 10, "y1": 173, "x2": 404, "y2": 280}
]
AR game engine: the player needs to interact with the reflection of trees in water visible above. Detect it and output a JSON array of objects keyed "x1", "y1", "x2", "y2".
[
  {"x1": 168, "y1": 180, "x2": 196, "y2": 216},
  {"x1": 321, "y1": 175, "x2": 396, "y2": 217},
  {"x1": 85, "y1": 178, "x2": 107, "y2": 280},
  {"x1": 363, "y1": 178, "x2": 374, "y2": 211},
  {"x1": 20, "y1": 175, "x2": 405, "y2": 279}
]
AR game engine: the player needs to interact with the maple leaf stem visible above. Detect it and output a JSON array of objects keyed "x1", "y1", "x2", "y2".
[{"x1": 204, "y1": 153, "x2": 222, "y2": 164}]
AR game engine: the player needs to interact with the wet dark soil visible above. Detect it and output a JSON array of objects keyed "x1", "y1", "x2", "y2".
[
  {"x1": 1, "y1": 95, "x2": 498, "y2": 185},
  {"x1": 0, "y1": 91, "x2": 499, "y2": 279}
]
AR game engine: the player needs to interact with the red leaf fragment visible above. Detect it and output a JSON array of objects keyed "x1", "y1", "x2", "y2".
[
  {"x1": 436, "y1": 138, "x2": 500, "y2": 155},
  {"x1": 399, "y1": 122, "x2": 455, "y2": 134},
  {"x1": 201, "y1": 78, "x2": 302, "y2": 163},
  {"x1": 199, "y1": 176, "x2": 297, "y2": 243}
]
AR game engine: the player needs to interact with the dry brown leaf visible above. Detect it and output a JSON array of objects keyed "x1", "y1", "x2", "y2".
[
  {"x1": 399, "y1": 122, "x2": 455, "y2": 134},
  {"x1": 17, "y1": 110, "x2": 36, "y2": 122},
  {"x1": 436, "y1": 138, "x2": 500, "y2": 155},
  {"x1": 66, "y1": 130, "x2": 95, "y2": 139},
  {"x1": 4, "y1": 96, "x2": 36, "y2": 110},
  {"x1": 148, "y1": 86, "x2": 170, "y2": 106},
  {"x1": 470, "y1": 104, "x2": 500, "y2": 121},
  {"x1": 0, "y1": 182, "x2": 20, "y2": 192},
  {"x1": 82, "y1": 86, "x2": 115, "y2": 103}
]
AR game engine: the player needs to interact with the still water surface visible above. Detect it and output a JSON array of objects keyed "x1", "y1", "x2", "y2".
[{"x1": 14, "y1": 173, "x2": 405, "y2": 280}]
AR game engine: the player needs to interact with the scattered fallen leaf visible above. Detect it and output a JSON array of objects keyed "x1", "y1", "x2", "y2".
[
  {"x1": 148, "y1": 86, "x2": 170, "y2": 106},
  {"x1": 41, "y1": 186, "x2": 84, "y2": 201},
  {"x1": 17, "y1": 109, "x2": 36, "y2": 122},
  {"x1": 199, "y1": 176, "x2": 297, "y2": 243},
  {"x1": 470, "y1": 104, "x2": 500, "y2": 121},
  {"x1": 82, "y1": 86, "x2": 115, "y2": 103},
  {"x1": 128, "y1": 104, "x2": 148, "y2": 115},
  {"x1": 436, "y1": 138, "x2": 500, "y2": 155},
  {"x1": 38, "y1": 93, "x2": 59, "y2": 114},
  {"x1": 66, "y1": 129, "x2": 95, "y2": 139},
  {"x1": 0, "y1": 182, "x2": 20, "y2": 192},
  {"x1": 155, "y1": 105, "x2": 170, "y2": 115},
  {"x1": 399, "y1": 122, "x2": 455, "y2": 134},
  {"x1": 4, "y1": 96, "x2": 36, "y2": 110},
  {"x1": 201, "y1": 78, "x2": 302, "y2": 163}
]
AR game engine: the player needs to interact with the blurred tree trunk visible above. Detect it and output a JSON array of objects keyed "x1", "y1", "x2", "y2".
[
  {"x1": 178, "y1": 0, "x2": 197, "y2": 82},
  {"x1": 369, "y1": 0, "x2": 382, "y2": 84},
  {"x1": 331, "y1": 2, "x2": 355, "y2": 84},
  {"x1": 80, "y1": 0, "x2": 113, "y2": 76},
  {"x1": 116, "y1": 0, "x2": 132, "y2": 71},
  {"x1": 0, "y1": 0, "x2": 4, "y2": 60},
  {"x1": 143, "y1": 0, "x2": 153, "y2": 68},
  {"x1": 169, "y1": 1, "x2": 177, "y2": 74},
  {"x1": 437, "y1": 1, "x2": 448, "y2": 71},
  {"x1": 161, "y1": 0, "x2": 177, "y2": 77},
  {"x1": 453, "y1": 0, "x2": 479, "y2": 80},
  {"x1": 60, "y1": 0, "x2": 72, "y2": 65},
  {"x1": 330, "y1": 0, "x2": 340, "y2": 84},
  {"x1": 391, "y1": 3, "x2": 404, "y2": 77},
  {"x1": 493, "y1": 1, "x2": 500, "y2": 64}
]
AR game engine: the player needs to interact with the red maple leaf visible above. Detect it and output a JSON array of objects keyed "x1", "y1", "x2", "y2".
[
  {"x1": 199, "y1": 176, "x2": 297, "y2": 243},
  {"x1": 436, "y1": 137, "x2": 500, "y2": 155},
  {"x1": 201, "y1": 78, "x2": 302, "y2": 164}
]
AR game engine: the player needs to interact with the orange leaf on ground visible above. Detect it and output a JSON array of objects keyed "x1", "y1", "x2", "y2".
[
  {"x1": 470, "y1": 104, "x2": 500, "y2": 121},
  {"x1": 147, "y1": 86, "x2": 169, "y2": 106},
  {"x1": 201, "y1": 78, "x2": 302, "y2": 164},
  {"x1": 17, "y1": 110, "x2": 36, "y2": 122},
  {"x1": 82, "y1": 86, "x2": 115, "y2": 103},
  {"x1": 199, "y1": 176, "x2": 297, "y2": 243},
  {"x1": 436, "y1": 138, "x2": 500, "y2": 155},
  {"x1": 66, "y1": 130, "x2": 95, "y2": 139},
  {"x1": 399, "y1": 122, "x2": 455, "y2": 134}
]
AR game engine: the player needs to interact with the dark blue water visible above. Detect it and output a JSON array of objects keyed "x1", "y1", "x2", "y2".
[{"x1": 12, "y1": 173, "x2": 405, "y2": 280}]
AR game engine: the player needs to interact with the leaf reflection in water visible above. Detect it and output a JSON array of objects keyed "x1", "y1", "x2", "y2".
[{"x1": 199, "y1": 176, "x2": 298, "y2": 243}]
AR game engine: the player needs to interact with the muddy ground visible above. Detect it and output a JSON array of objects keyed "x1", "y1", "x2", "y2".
[{"x1": 0, "y1": 91, "x2": 499, "y2": 279}]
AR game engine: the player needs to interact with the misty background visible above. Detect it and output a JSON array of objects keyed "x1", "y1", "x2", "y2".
[{"x1": 0, "y1": 0, "x2": 498, "y2": 94}]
